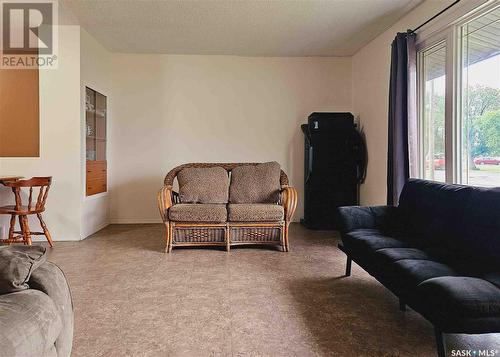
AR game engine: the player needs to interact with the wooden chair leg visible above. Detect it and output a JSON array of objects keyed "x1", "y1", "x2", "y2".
[
  {"x1": 23, "y1": 215, "x2": 32, "y2": 245},
  {"x1": 17, "y1": 216, "x2": 22, "y2": 244},
  {"x1": 37, "y1": 213, "x2": 53, "y2": 248},
  {"x1": 19, "y1": 215, "x2": 32, "y2": 245},
  {"x1": 6, "y1": 214, "x2": 16, "y2": 244},
  {"x1": 18, "y1": 215, "x2": 26, "y2": 245}
]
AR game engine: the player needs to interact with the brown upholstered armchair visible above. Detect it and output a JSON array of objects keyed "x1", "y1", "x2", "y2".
[{"x1": 157, "y1": 162, "x2": 298, "y2": 253}]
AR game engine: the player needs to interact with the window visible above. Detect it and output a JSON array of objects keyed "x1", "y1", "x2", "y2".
[
  {"x1": 417, "y1": 3, "x2": 500, "y2": 187},
  {"x1": 461, "y1": 9, "x2": 500, "y2": 186},
  {"x1": 420, "y1": 42, "x2": 447, "y2": 182}
]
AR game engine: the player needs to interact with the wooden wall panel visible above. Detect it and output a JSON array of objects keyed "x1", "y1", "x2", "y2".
[{"x1": 0, "y1": 67, "x2": 40, "y2": 157}]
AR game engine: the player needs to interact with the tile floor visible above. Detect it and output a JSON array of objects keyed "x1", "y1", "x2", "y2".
[{"x1": 46, "y1": 224, "x2": 500, "y2": 356}]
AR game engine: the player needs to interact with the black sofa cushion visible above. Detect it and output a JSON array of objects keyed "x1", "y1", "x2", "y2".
[
  {"x1": 369, "y1": 248, "x2": 433, "y2": 291},
  {"x1": 388, "y1": 259, "x2": 457, "y2": 297},
  {"x1": 459, "y1": 187, "x2": 500, "y2": 271},
  {"x1": 398, "y1": 179, "x2": 472, "y2": 253},
  {"x1": 375, "y1": 247, "x2": 433, "y2": 263},
  {"x1": 417, "y1": 277, "x2": 500, "y2": 332},
  {"x1": 342, "y1": 229, "x2": 409, "y2": 256},
  {"x1": 338, "y1": 205, "x2": 401, "y2": 235},
  {"x1": 483, "y1": 272, "x2": 500, "y2": 290},
  {"x1": 338, "y1": 179, "x2": 500, "y2": 335}
]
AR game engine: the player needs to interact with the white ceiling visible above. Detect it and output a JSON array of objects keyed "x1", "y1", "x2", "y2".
[{"x1": 62, "y1": 0, "x2": 425, "y2": 56}]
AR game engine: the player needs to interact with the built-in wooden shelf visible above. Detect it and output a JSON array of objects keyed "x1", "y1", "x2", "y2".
[
  {"x1": 85, "y1": 87, "x2": 107, "y2": 196},
  {"x1": 86, "y1": 160, "x2": 107, "y2": 196}
]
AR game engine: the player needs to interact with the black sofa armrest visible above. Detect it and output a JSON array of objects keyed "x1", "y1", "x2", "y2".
[{"x1": 338, "y1": 205, "x2": 398, "y2": 233}]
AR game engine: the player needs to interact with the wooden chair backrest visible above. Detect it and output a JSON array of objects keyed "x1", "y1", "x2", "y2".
[{"x1": 3, "y1": 177, "x2": 52, "y2": 211}]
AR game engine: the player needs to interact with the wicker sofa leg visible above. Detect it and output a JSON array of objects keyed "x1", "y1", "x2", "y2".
[
  {"x1": 225, "y1": 225, "x2": 230, "y2": 252},
  {"x1": 167, "y1": 224, "x2": 174, "y2": 253},
  {"x1": 280, "y1": 224, "x2": 286, "y2": 252},
  {"x1": 285, "y1": 224, "x2": 290, "y2": 252},
  {"x1": 164, "y1": 222, "x2": 170, "y2": 253}
]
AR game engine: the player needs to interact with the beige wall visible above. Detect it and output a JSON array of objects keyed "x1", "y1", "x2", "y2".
[
  {"x1": 80, "y1": 29, "x2": 112, "y2": 237},
  {"x1": 109, "y1": 55, "x2": 352, "y2": 222},
  {"x1": 1, "y1": 0, "x2": 489, "y2": 239},
  {"x1": 352, "y1": 0, "x2": 457, "y2": 205},
  {"x1": 0, "y1": 25, "x2": 82, "y2": 241}
]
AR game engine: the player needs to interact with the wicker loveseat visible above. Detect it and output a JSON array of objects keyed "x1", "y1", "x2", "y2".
[{"x1": 157, "y1": 162, "x2": 298, "y2": 253}]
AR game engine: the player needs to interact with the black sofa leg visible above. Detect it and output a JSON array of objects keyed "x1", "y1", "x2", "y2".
[
  {"x1": 345, "y1": 256, "x2": 352, "y2": 277},
  {"x1": 434, "y1": 327, "x2": 446, "y2": 357},
  {"x1": 399, "y1": 298, "x2": 406, "y2": 311}
]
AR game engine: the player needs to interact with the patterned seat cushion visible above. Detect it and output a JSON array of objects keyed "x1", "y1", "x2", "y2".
[
  {"x1": 229, "y1": 162, "x2": 281, "y2": 203},
  {"x1": 228, "y1": 204, "x2": 284, "y2": 222},
  {"x1": 169, "y1": 204, "x2": 227, "y2": 222},
  {"x1": 178, "y1": 167, "x2": 229, "y2": 203}
]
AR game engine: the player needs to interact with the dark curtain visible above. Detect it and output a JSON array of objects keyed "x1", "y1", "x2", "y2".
[{"x1": 387, "y1": 32, "x2": 416, "y2": 205}]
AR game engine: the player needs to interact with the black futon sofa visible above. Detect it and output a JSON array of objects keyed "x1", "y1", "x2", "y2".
[{"x1": 338, "y1": 179, "x2": 500, "y2": 357}]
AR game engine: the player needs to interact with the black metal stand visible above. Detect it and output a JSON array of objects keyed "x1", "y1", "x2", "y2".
[
  {"x1": 338, "y1": 243, "x2": 448, "y2": 357},
  {"x1": 434, "y1": 328, "x2": 446, "y2": 357},
  {"x1": 338, "y1": 244, "x2": 352, "y2": 276},
  {"x1": 345, "y1": 257, "x2": 352, "y2": 276}
]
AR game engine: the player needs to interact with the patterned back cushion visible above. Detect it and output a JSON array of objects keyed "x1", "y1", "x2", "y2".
[
  {"x1": 229, "y1": 162, "x2": 281, "y2": 203},
  {"x1": 178, "y1": 167, "x2": 229, "y2": 203}
]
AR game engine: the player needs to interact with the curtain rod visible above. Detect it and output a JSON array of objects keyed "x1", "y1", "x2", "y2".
[{"x1": 408, "y1": 0, "x2": 461, "y2": 33}]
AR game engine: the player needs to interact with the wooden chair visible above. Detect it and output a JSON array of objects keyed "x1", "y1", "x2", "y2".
[{"x1": 0, "y1": 177, "x2": 53, "y2": 247}]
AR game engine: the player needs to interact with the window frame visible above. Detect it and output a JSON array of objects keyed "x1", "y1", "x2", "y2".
[
  {"x1": 416, "y1": 37, "x2": 450, "y2": 182},
  {"x1": 415, "y1": 0, "x2": 500, "y2": 185}
]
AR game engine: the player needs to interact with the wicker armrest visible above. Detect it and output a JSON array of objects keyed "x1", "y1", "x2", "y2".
[
  {"x1": 157, "y1": 185, "x2": 178, "y2": 222},
  {"x1": 281, "y1": 186, "x2": 298, "y2": 222}
]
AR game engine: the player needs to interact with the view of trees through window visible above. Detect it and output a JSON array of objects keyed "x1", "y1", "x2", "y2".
[
  {"x1": 419, "y1": 5, "x2": 500, "y2": 187},
  {"x1": 462, "y1": 83, "x2": 500, "y2": 186},
  {"x1": 421, "y1": 42, "x2": 446, "y2": 182},
  {"x1": 461, "y1": 7, "x2": 500, "y2": 187},
  {"x1": 424, "y1": 82, "x2": 500, "y2": 185}
]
